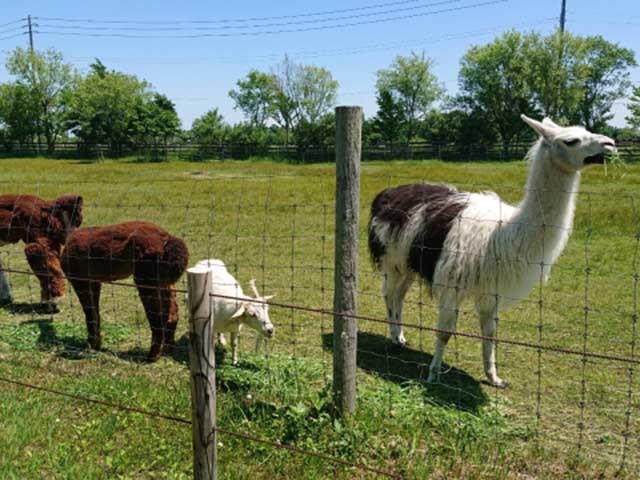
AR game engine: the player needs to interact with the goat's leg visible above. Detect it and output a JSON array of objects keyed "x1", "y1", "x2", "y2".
[
  {"x1": 70, "y1": 280, "x2": 103, "y2": 350},
  {"x1": 478, "y1": 307, "x2": 507, "y2": 388},
  {"x1": 230, "y1": 332, "x2": 239, "y2": 366},
  {"x1": 383, "y1": 269, "x2": 413, "y2": 346},
  {"x1": 0, "y1": 258, "x2": 12, "y2": 304},
  {"x1": 427, "y1": 290, "x2": 460, "y2": 383}
]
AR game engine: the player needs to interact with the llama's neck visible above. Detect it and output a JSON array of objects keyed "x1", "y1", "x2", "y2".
[{"x1": 511, "y1": 140, "x2": 580, "y2": 258}]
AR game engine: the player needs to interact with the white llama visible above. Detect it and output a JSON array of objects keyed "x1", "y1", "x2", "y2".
[{"x1": 368, "y1": 115, "x2": 616, "y2": 387}]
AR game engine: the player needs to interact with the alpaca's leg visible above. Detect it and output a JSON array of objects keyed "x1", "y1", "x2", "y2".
[
  {"x1": 70, "y1": 280, "x2": 103, "y2": 350},
  {"x1": 230, "y1": 332, "x2": 239, "y2": 365},
  {"x1": 161, "y1": 285, "x2": 178, "y2": 355},
  {"x1": 0, "y1": 258, "x2": 12, "y2": 304},
  {"x1": 135, "y1": 283, "x2": 166, "y2": 362},
  {"x1": 217, "y1": 333, "x2": 227, "y2": 347},
  {"x1": 427, "y1": 290, "x2": 460, "y2": 383},
  {"x1": 383, "y1": 268, "x2": 413, "y2": 346},
  {"x1": 478, "y1": 308, "x2": 507, "y2": 388}
]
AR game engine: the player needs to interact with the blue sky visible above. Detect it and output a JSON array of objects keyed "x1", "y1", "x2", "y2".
[{"x1": 1, "y1": 0, "x2": 638, "y2": 129}]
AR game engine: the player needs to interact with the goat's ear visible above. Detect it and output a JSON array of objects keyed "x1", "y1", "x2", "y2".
[
  {"x1": 231, "y1": 305, "x2": 245, "y2": 319},
  {"x1": 521, "y1": 114, "x2": 554, "y2": 140}
]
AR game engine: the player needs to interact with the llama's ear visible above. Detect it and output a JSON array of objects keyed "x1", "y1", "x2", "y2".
[
  {"x1": 231, "y1": 305, "x2": 246, "y2": 319},
  {"x1": 542, "y1": 117, "x2": 561, "y2": 129},
  {"x1": 521, "y1": 114, "x2": 553, "y2": 140}
]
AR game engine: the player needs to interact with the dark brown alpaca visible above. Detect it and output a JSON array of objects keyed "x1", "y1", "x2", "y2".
[
  {"x1": 61, "y1": 221, "x2": 189, "y2": 361},
  {"x1": 0, "y1": 194, "x2": 83, "y2": 306}
]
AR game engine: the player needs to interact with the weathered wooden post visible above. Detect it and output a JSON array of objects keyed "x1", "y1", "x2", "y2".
[
  {"x1": 333, "y1": 106, "x2": 362, "y2": 416},
  {"x1": 187, "y1": 265, "x2": 217, "y2": 480}
]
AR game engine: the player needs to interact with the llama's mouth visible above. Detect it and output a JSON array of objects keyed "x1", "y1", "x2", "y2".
[{"x1": 584, "y1": 153, "x2": 605, "y2": 164}]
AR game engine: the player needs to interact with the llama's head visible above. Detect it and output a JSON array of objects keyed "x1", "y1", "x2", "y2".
[
  {"x1": 233, "y1": 279, "x2": 275, "y2": 338},
  {"x1": 521, "y1": 115, "x2": 616, "y2": 172}
]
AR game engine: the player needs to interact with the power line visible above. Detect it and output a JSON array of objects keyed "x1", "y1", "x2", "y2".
[
  {"x1": 0, "y1": 18, "x2": 25, "y2": 28},
  {"x1": 34, "y1": 0, "x2": 507, "y2": 39},
  {"x1": 62, "y1": 17, "x2": 555, "y2": 66},
  {"x1": 35, "y1": 0, "x2": 466, "y2": 32},
  {"x1": 0, "y1": 32, "x2": 26, "y2": 42},
  {"x1": 34, "y1": 0, "x2": 461, "y2": 25}
]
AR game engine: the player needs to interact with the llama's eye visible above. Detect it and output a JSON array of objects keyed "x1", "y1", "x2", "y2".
[{"x1": 563, "y1": 138, "x2": 580, "y2": 147}]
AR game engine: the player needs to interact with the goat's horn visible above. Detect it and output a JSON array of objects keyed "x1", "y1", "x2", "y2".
[{"x1": 249, "y1": 278, "x2": 260, "y2": 298}]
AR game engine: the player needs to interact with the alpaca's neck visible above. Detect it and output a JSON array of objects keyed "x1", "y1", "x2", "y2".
[{"x1": 511, "y1": 140, "x2": 580, "y2": 257}]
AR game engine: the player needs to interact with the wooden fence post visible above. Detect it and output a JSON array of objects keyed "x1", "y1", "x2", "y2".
[
  {"x1": 333, "y1": 106, "x2": 361, "y2": 416},
  {"x1": 187, "y1": 266, "x2": 217, "y2": 480}
]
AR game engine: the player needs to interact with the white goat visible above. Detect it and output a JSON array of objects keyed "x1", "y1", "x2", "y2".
[
  {"x1": 368, "y1": 115, "x2": 616, "y2": 387},
  {"x1": 195, "y1": 259, "x2": 275, "y2": 365}
]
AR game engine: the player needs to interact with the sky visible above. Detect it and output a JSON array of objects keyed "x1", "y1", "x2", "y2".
[{"x1": 1, "y1": 0, "x2": 638, "y2": 129}]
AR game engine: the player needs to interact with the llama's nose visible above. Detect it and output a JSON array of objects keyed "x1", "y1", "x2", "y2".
[
  {"x1": 265, "y1": 326, "x2": 274, "y2": 337},
  {"x1": 597, "y1": 135, "x2": 616, "y2": 152}
]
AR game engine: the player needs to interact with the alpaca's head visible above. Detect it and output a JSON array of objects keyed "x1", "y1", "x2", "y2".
[{"x1": 521, "y1": 115, "x2": 616, "y2": 173}]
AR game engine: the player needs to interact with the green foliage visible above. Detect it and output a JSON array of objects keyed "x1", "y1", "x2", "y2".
[
  {"x1": 229, "y1": 70, "x2": 278, "y2": 127},
  {"x1": 376, "y1": 51, "x2": 444, "y2": 142},
  {"x1": 373, "y1": 89, "x2": 404, "y2": 145},
  {"x1": 189, "y1": 108, "x2": 228, "y2": 144},
  {"x1": 459, "y1": 30, "x2": 538, "y2": 148},
  {"x1": 289, "y1": 63, "x2": 338, "y2": 125},
  {"x1": 0, "y1": 82, "x2": 40, "y2": 147},
  {"x1": 65, "y1": 63, "x2": 152, "y2": 153},
  {"x1": 4, "y1": 47, "x2": 77, "y2": 152},
  {"x1": 626, "y1": 84, "x2": 640, "y2": 131},
  {"x1": 572, "y1": 35, "x2": 636, "y2": 130}
]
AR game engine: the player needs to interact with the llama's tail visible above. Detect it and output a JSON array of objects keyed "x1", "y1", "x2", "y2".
[
  {"x1": 368, "y1": 189, "x2": 388, "y2": 269},
  {"x1": 162, "y1": 235, "x2": 190, "y2": 284}
]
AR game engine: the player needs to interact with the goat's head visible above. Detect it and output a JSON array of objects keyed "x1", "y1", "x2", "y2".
[
  {"x1": 521, "y1": 115, "x2": 616, "y2": 173},
  {"x1": 232, "y1": 279, "x2": 275, "y2": 338}
]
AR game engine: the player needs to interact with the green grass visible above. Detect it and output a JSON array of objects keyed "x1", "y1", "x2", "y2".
[{"x1": 1, "y1": 156, "x2": 639, "y2": 479}]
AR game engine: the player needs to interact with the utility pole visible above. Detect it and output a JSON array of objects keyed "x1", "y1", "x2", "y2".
[
  {"x1": 27, "y1": 14, "x2": 34, "y2": 51},
  {"x1": 559, "y1": 0, "x2": 567, "y2": 32}
]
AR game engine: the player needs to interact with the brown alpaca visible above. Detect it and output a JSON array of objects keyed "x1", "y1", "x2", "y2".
[
  {"x1": 61, "y1": 221, "x2": 189, "y2": 362},
  {"x1": 0, "y1": 194, "x2": 83, "y2": 306}
]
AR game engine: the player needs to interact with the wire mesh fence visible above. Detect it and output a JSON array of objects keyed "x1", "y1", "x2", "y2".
[{"x1": 0, "y1": 153, "x2": 639, "y2": 477}]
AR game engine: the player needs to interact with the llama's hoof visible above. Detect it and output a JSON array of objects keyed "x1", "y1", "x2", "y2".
[
  {"x1": 42, "y1": 302, "x2": 60, "y2": 314},
  {"x1": 391, "y1": 334, "x2": 406, "y2": 347},
  {"x1": 486, "y1": 376, "x2": 508, "y2": 389},
  {"x1": 426, "y1": 371, "x2": 439, "y2": 384}
]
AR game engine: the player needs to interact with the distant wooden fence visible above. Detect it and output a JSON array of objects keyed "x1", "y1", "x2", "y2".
[{"x1": 1, "y1": 139, "x2": 639, "y2": 163}]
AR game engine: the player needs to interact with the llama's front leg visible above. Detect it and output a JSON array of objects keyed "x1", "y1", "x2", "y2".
[
  {"x1": 479, "y1": 309, "x2": 507, "y2": 388},
  {"x1": 230, "y1": 332, "x2": 239, "y2": 365},
  {"x1": 0, "y1": 259, "x2": 12, "y2": 304},
  {"x1": 428, "y1": 291, "x2": 460, "y2": 383}
]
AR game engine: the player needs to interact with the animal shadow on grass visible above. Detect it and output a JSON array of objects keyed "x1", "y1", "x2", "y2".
[
  {"x1": 22, "y1": 319, "x2": 89, "y2": 359},
  {"x1": 2, "y1": 302, "x2": 60, "y2": 315},
  {"x1": 322, "y1": 331, "x2": 488, "y2": 413}
]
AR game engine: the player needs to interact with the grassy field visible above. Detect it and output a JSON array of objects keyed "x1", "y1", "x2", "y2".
[{"x1": 0, "y1": 156, "x2": 639, "y2": 479}]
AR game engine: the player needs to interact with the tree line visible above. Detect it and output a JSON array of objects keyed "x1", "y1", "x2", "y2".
[{"x1": 0, "y1": 29, "x2": 638, "y2": 158}]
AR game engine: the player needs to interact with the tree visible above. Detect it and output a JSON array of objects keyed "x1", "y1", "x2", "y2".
[
  {"x1": 459, "y1": 31, "x2": 538, "y2": 151},
  {"x1": 133, "y1": 93, "x2": 181, "y2": 145},
  {"x1": 229, "y1": 70, "x2": 277, "y2": 127},
  {"x1": 373, "y1": 89, "x2": 404, "y2": 147},
  {"x1": 190, "y1": 108, "x2": 228, "y2": 144},
  {"x1": 376, "y1": 52, "x2": 444, "y2": 143},
  {"x1": 572, "y1": 36, "x2": 636, "y2": 131},
  {"x1": 5, "y1": 47, "x2": 77, "y2": 152},
  {"x1": 270, "y1": 56, "x2": 298, "y2": 145},
  {"x1": 0, "y1": 82, "x2": 40, "y2": 148},
  {"x1": 65, "y1": 64, "x2": 151, "y2": 154},
  {"x1": 627, "y1": 84, "x2": 640, "y2": 131}
]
